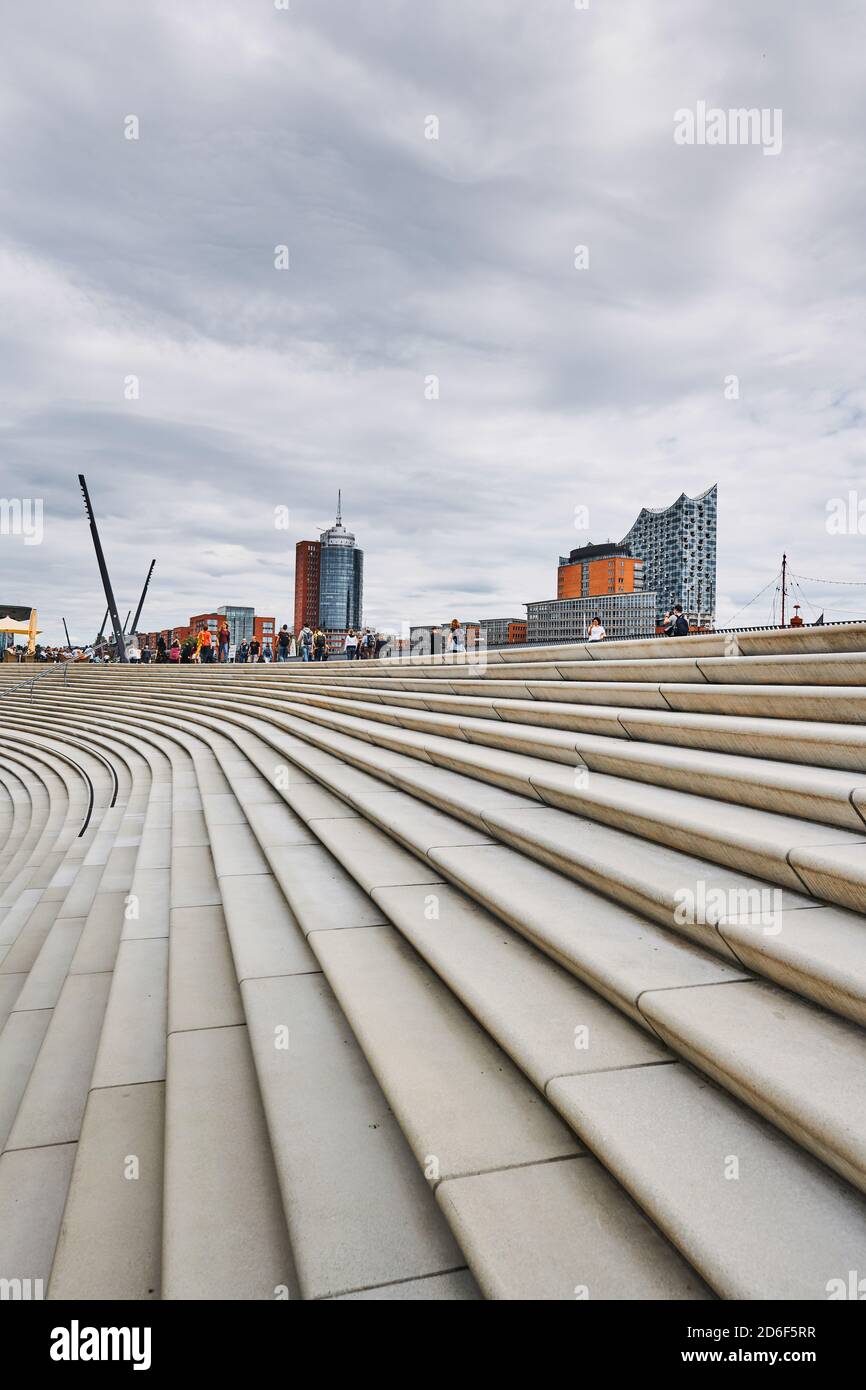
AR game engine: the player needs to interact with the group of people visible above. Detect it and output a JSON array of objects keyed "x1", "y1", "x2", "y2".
[
  {"x1": 126, "y1": 628, "x2": 274, "y2": 664},
  {"x1": 586, "y1": 603, "x2": 690, "y2": 643},
  {"x1": 293, "y1": 624, "x2": 386, "y2": 662}
]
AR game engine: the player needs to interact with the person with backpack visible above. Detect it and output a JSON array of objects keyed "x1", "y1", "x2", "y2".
[
  {"x1": 663, "y1": 604, "x2": 690, "y2": 637},
  {"x1": 299, "y1": 625, "x2": 313, "y2": 661},
  {"x1": 313, "y1": 629, "x2": 327, "y2": 661},
  {"x1": 156, "y1": 634, "x2": 167, "y2": 663},
  {"x1": 199, "y1": 628, "x2": 213, "y2": 663},
  {"x1": 277, "y1": 625, "x2": 291, "y2": 661},
  {"x1": 344, "y1": 629, "x2": 359, "y2": 660},
  {"x1": 236, "y1": 639, "x2": 249, "y2": 664}
]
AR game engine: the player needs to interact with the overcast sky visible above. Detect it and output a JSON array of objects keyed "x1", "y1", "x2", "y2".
[{"x1": 2, "y1": 0, "x2": 865, "y2": 644}]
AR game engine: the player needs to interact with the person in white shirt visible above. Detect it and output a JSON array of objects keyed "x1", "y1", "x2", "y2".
[
  {"x1": 344, "y1": 629, "x2": 359, "y2": 660},
  {"x1": 587, "y1": 616, "x2": 606, "y2": 642}
]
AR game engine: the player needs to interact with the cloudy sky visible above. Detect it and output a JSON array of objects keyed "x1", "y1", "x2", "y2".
[{"x1": 2, "y1": 0, "x2": 865, "y2": 644}]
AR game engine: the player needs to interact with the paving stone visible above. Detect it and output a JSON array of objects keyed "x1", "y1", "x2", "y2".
[
  {"x1": 218, "y1": 872, "x2": 319, "y2": 980},
  {"x1": 243, "y1": 971, "x2": 464, "y2": 1299},
  {"x1": 311, "y1": 924, "x2": 580, "y2": 1179},
  {"x1": 0, "y1": 1144, "x2": 77, "y2": 1288},
  {"x1": 437, "y1": 1157, "x2": 711, "y2": 1300},
  {"x1": 48, "y1": 1082, "x2": 164, "y2": 1299},
  {"x1": 549, "y1": 1062, "x2": 866, "y2": 1299},
  {"x1": 168, "y1": 906, "x2": 244, "y2": 1033},
  {"x1": 162, "y1": 1025, "x2": 298, "y2": 1300}
]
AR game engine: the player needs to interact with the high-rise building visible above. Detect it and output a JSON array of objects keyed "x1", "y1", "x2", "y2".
[
  {"x1": 318, "y1": 492, "x2": 363, "y2": 632},
  {"x1": 620, "y1": 485, "x2": 717, "y2": 627},
  {"x1": 557, "y1": 542, "x2": 645, "y2": 600},
  {"x1": 294, "y1": 540, "x2": 321, "y2": 634}
]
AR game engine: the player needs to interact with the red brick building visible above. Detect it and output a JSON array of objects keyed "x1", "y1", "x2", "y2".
[
  {"x1": 294, "y1": 540, "x2": 321, "y2": 634},
  {"x1": 254, "y1": 615, "x2": 275, "y2": 652},
  {"x1": 189, "y1": 612, "x2": 221, "y2": 636}
]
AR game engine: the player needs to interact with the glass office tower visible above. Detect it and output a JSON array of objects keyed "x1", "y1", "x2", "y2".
[
  {"x1": 217, "y1": 605, "x2": 255, "y2": 646},
  {"x1": 318, "y1": 493, "x2": 363, "y2": 631}
]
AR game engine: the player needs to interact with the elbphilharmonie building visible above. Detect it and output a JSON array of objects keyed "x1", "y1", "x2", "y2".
[{"x1": 620, "y1": 484, "x2": 717, "y2": 628}]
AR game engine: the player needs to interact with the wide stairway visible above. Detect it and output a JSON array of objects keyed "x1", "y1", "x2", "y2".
[{"x1": 1, "y1": 623, "x2": 866, "y2": 1301}]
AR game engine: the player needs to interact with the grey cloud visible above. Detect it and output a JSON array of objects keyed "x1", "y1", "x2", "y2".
[{"x1": 2, "y1": 0, "x2": 866, "y2": 642}]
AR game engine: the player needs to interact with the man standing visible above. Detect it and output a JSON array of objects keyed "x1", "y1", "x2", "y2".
[
  {"x1": 663, "y1": 604, "x2": 690, "y2": 637},
  {"x1": 277, "y1": 624, "x2": 291, "y2": 661},
  {"x1": 299, "y1": 624, "x2": 313, "y2": 661},
  {"x1": 313, "y1": 629, "x2": 327, "y2": 661}
]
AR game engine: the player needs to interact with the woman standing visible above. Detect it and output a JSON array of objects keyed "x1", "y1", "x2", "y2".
[{"x1": 587, "y1": 616, "x2": 606, "y2": 642}]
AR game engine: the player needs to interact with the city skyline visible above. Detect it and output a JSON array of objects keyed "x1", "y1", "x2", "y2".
[{"x1": 3, "y1": 2, "x2": 866, "y2": 644}]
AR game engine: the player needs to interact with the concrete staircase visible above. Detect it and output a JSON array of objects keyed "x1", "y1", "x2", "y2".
[{"x1": 2, "y1": 623, "x2": 866, "y2": 1300}]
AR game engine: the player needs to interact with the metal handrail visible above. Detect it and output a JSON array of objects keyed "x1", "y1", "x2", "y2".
[{"x1": 0, "y1": 662, "x2": 69, "y2": 700}]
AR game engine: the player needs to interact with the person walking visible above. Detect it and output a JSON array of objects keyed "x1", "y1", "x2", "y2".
[
  {"x1": 299, "y1": 625, "x2": 313, "y2": 662},
  {"x1": 313, "y1": 629, "x2": 327, "y2": 661},
  {"x1": 140, "y1": 645, "x2": 151, "y2": 664},
  {"x1": 248, "y1": 636, "x2": 261, "y2": 664},
  {"x1": 344, "y1": 629, "x2": 358, "y2": 660},
  {"x1": 277, "y1": 625, "x2": 291, "y2": 662},
  {"x1": 218, "y1": 621, "x2": 230, "y2": 663},
  {"x1": 587, "y1": 616, "x2": 606, "y2": 642},
  {"x1": 236, "y1": 639, "x2": 248, "y2": 664},
  {"x1": 447, "y1": 619, "x2": 465, "y2": 653},
  {"x1": 156, "y1": 634, "x2": 167, "y2": 663},
  {"x1": 169, "y1": 640, "x2": 181, "y2": 663},
  {"x1": 199, "y1": 628, "x2": 214, "y2": 663}
]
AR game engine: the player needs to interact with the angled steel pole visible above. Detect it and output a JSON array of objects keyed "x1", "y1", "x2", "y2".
[
  {"x1": 130, "y1": 560, "x2": 155, "y2": 635},
  {"x1": 96, "y1": 607, "x2": 108, "y2": 644},
  {"x1": 62, "y1": 618, "x2": 72, "y2": 648},
  {"x1": 122, "y1": 610, "x2": 131, "y2": 636},
  {"x1": 78, "y1": 474, "x2": 128, "y2": 663}
]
